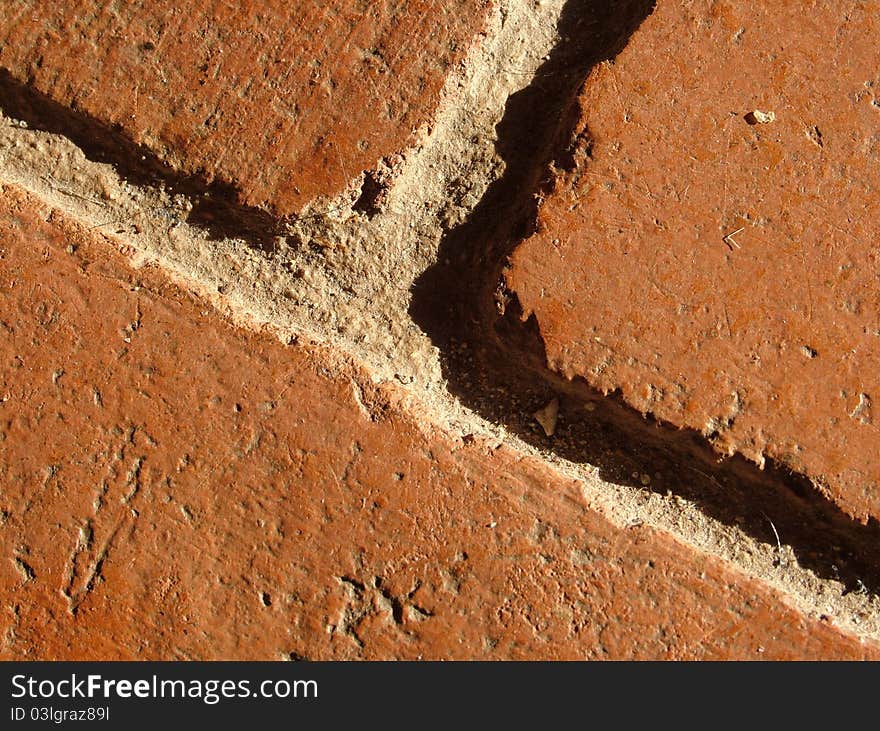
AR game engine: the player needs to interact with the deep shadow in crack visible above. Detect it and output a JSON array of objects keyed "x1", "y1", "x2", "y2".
[
  {"x1": 0, "y1": 68, "x2": 284, "y2": 253},
  {"x1": 410, "y1": 0, "x2": 880, "y2": 597}
]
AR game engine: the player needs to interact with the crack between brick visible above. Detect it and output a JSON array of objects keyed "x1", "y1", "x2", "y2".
[
  {"x1": 1, "y1": 0, "x2": 879, "y2": 645},
  {"x1": 411, "y1": 0, "x2": 880, "y2": 641}
]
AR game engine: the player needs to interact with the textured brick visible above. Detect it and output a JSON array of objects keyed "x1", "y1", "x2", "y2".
[
  {"x1": 0, "y1": 0, "x2": 490, "y2": 213},
  {"x1": 0, "y1": 184, "x2": 875, "y2": 660},
  {"x1": 507, "y1": 0, "x2": 880, "y2": 522}
]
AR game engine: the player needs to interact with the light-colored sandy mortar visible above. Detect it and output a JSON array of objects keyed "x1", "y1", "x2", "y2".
[
  {"x1": 2, "y1": 0, "x2": 565, "y2": 412},
  {"x1": 1, "y1": 0, "x2": 879, "y2": 645}
]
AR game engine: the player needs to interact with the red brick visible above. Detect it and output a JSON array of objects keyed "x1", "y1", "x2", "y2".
[
  {"x1": 0, "y1": 184, "x2": 875, "y2": 659},
  {"x1": 0, "y1": 0, "x2": 490, "y2": 213},
  {"x1": 507, "y1": 0, "x2": 880, "y2": 522}
]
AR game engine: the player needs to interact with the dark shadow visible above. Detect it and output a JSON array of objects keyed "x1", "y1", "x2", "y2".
[
  {"x1": 410, "y1": 0, "x2": 880, "y2": 596},
  {"x1": 0, "y1": 68, "x2": 283, "y2": 252}
]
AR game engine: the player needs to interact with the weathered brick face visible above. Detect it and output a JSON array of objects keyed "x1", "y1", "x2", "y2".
[
  {"x1": 3, "y1": 0, "x2": 880, "y2": 661},
  {"x1": 508, "y1": 0, "x2": 880, "y2": 523},
  {"x1": 2, "y1": 184, "x2": 874, "y2": 660},
  {"x1": 0, "y1": 0, "x2": 490, "y2": 213}
]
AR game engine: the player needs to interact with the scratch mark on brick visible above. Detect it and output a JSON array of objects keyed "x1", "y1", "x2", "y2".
[{"x1": 12, "y1": 556, "x2": 35, "y2": 583}]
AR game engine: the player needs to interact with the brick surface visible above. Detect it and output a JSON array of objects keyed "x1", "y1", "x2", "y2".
[
  {"x1": 507, "y1": 0, "x2": 880, "y2": 522},
  {"x1": 1, "y1": 184, "x2": 874, "y2": 659},
  {"x1": 0, "y1": 0, "x2": 489, "y2": 213}
]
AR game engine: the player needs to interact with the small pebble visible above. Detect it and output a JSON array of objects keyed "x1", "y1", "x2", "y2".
[{"x1": 746, "y1": 109, "x2": 775, "y2": 125}]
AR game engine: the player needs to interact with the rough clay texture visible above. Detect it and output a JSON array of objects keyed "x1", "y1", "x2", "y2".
[
  {"x1": 508, "y1": 0, "x2": 880, "y2": 523},
  {"x1": 2, "y1": 0, "x2": 880, "y2": 661},
  {"x1": 0, "y1": 0, "x2": 490, "y2": 214},
  {"x1": 2, "y1": 185, "x2": 876, "y2": 660}
]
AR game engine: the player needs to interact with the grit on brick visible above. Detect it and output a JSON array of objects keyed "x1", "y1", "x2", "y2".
[
  {"x1": 507, "y1": 0, "x2": 880, "y2": 522},
  {"x1": 1, "y1": 184, "x2": 875, "y2": 659},
  {"x1": 0, "y1": 0, "x2": 490, "y2": 214}
]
